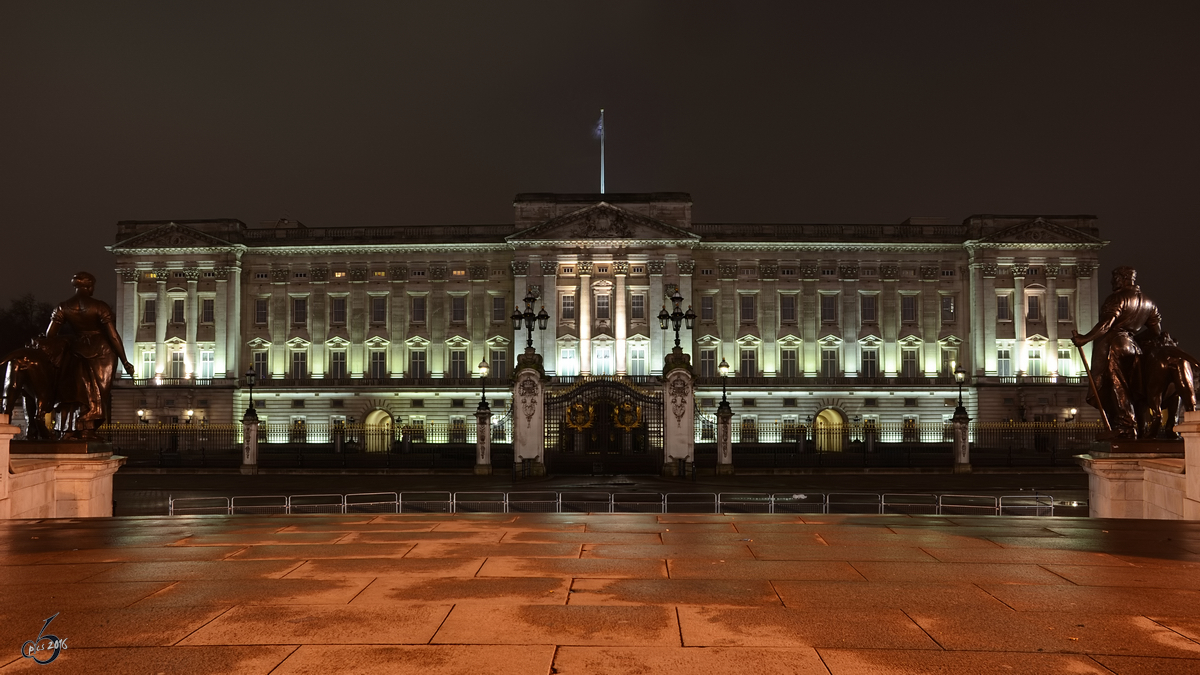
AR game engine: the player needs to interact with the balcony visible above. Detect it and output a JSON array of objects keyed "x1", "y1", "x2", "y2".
[
  {"x1": 982, "y1": 375, "x2": 1086, "y2": 386},
  {"x1": 119, "y1": 377, "x2": 220, "y2": 387},
  {"x1": 254, "y1": 376, "x2": 487, "y2": 389},
  {"x1": 694, "y1": 376, "x2": 958, "y2": 387}
]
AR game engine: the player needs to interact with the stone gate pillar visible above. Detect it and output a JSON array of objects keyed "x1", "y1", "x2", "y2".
[
  {"x1": 512, "y1": 349, "x2": 547, "y2": 476},
  {"x1": 475, "y1": 407, "x2": 492, "y2": 475},
  {"x1": 663, "y1": 347, "x2": 695, "y2": 476},
  {"x1": 716, "y1": 401, "x2": 734, "y2": 475},
  {"x1": 241, "y1": 411, "x2": 259, "y2": 476},
  {"x1": 952, "y1": 407, "x2": 971, "y2": 474}
]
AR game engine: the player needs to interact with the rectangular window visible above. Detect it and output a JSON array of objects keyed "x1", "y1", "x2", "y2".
[
  {"x1": 631, "y1": 294, "x2": 645, "y2": 319},
  {"x1": 450, "y1": 350, "x2": 468, "y2": 378},
  {"x1": 699, "y1": 349, "x2": 716, "y2": 378},
  {"x1": 901, "y1": 295, "x2": 917, "y2": 323},
  {"x1": 780, "y1": 295, "x2": 796, "y2": 322},
  {"x1": 941, "y1": 296, "x2": 955, "y2": 323},
  {"x1": 997, "y1": 295, "x2": 1011, "y2": 321},
  {"x1": 901, "y1": 349, "x2": 920, "y2": 378},
  {"x1": 490, "y1": 348, "x2": 507, "y2": 380},
  {"x1": 199, "y1": 350, "x2": 214, "y2": 379},
  {"x1": 143, "y1": 299, "x2": 156, "y2": 324},
  {"x1": 820, "y1": 295, "x2": 838, "y2": 323},
  {"x1": 629, "y1": 345, "x2": 647, "y2": 376},
  {"x1": 329, "y1": 351, "x2": 347, "y2": 379},
  {"x1": 170, "y1": 351, "x2": 185, "y2": 378},
  {"x1": 292, "y1": 297, "x2": 307, "y2": 325},
  {"x1": 369, "y1": 350, "x2": 387, "y2": 379},
  {"x1": 451, "y1": 296, "x2": 466, "y2": 323},
  {"x1": 291, "y1": 351, "x2": 307, "y2": 379},
  {"x1": 255, "y1": 298, "x2": 268, "y2": 325},
  {"x1": 1028, "y1": 295, "x2": 1040, "y2": 321},
  {"x1": 1057, "y1": 295, "x2": 1070, "y2": 321},
  {"x1": 701, "y1": 296, "x2": 715, "y2": 321},
  {"x1": 780, "y1": 348, "x2": 798, "y2": 377},
  {"x1": 201, "y1": 299, "x2": 214, "y2": 324},
  {"x1": 1027, "y1": 346, "x2": 1044, "y2": 375},
  {"x1": 740, "y1": 349, "x2": 757, "y2": 377},
  {"x1": 561, "y1": 295, "x2": 575, "y2": 320},
  {"x1": 411, "y1": 296, "x2": 426, "y2": 323},
  {"x1": 331, "y1": 297, "x2": 346, "y2": 325},
  {"x1": 253, "y1": 351, "x2": 268, "y2": 379},
  {"x1": 492, "y1": 296, "x2": 506, "y2": 322},
  {"x1": 1058, "y1": 348, "x2": 1072, "y2": 376},
  {"x1": 140, "y1": 351, "x2": 155, "y2": 379},
  {"x1": 371, "y1": 296, "x2": 387, "y2": 324},
  {"x1": 861, "y1": 295, "x2": 877, "y2": 322},
  {"x1": 559, "y1": 348, "x2": 578, "y2": 377},
  {"x1": 997, "y1": 347, "x2": 1012, "y2": 377},
  {"x1": 861, "y1": 348, "x2": 879, "y2": 378},
  {"x1": 172, "y1": 299, "x2": 185, "y2": 324},
  {"x1": 821, "y1": 348, "x2": 838, "y2": 377},
  {"x1": 942, "y1": 348, "x2": 958, "y2": 376},
  {"x1": 409, "y1": 350, "x2": 426, "y2": 378},
  {"x1": 740, "y1": 295, "x2": 756, "y2": 322},
  {"x1": 596, "y1": 294, "x2": 610, "y2": 320}
]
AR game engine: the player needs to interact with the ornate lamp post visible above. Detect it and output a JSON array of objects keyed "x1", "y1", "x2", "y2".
[
  {"x1": 478, "y1": 358, "x2": 490, "y2": 412},
  {"x1": 953, "y1": 363, "x2": 967, "y2": 417},
  {"x1": 657, "y1": 289, "x2": 697, "y2": 351},
  {"x1": 244, "y1": 367, "x2": 258, "y2": 421},
  {"x1": 717, "y1": 357, "x2": 731, "y2": 414},
  {"x1": 511, "y1": 291, "x2": 549, "y2": 352}
]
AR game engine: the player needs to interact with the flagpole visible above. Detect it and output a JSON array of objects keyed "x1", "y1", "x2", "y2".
[{"x1": 599, "y1": 108, "x2": 605, "y2": 194}]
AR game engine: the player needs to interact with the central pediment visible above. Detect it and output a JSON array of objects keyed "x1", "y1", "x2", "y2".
[
  {"x1": 111, "y1": 222, "x2": 236, "y2": 251},
  {"x1": 971, "y1": 217, "x2": 1106, "y2": 247},
  {"x1": 506, "y1": 203, "x2": 700, "y2": 247}
]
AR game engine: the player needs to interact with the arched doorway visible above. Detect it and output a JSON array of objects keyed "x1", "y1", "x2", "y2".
[
  {"x1": 363, "y1": 409, "x2": 393, "y2": 453},
  {"x1": 815, "y1": 407, "x2": 846, "y2": 452}
]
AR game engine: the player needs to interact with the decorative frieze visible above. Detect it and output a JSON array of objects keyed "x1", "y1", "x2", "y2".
[
  {"x1": 1010, "y1": 264, "x2": 1028, "y2": 278},
  {"x1": 540, "y1": 261, "x2": 557, "y2": 276},
  {"x1": 837, "y1": 265, "x2": 859, "y2": 280},
  {"x1": 389, "y1": 265, "x2": 408, "y2": 280},
  {"x1": 981, "y1": 263, "x2": 999, "y2": 278},
  {"x1": 119, "y1": 268, "x2": 140, "y2": 282},
  {"x1": 759, "y1": 262, "x2": 778, "y2": 279},
  {"x1": 677, "y1": 260, "x2": 695, "y2": 275},
  {"x1": 430, "y1": 265, "x2": 447, "y2": 281},
  {"x1": 920, "y1": 266, "x2": 939, "y2": 280},
  {"x1": 800, "y1": 265, "x2": 818, "y2": 280},
  {"x1": 271, "y1": 268, "x2": 290, "y2": 283},
  {"x1": 349, "y1": 267, "x2": 369, "y2": 282},
  {"x1": 717, "y1": 263, "x2": 738, "y2": 280},
  {"x1": 310, "y1": 266, "x2": 328, "y2": 282},
  {"x1": 880, "y1": 265, "x2": 899, "y2": 280},
  {"x1": 1076, "y1": 262, "x2": 1095, "y2": 278},
  {"x1": 613, "y1": 261, "x2": 630, "y2": 275},
  {"x1": 511, "y1": 261, "x2": 530, "y2": 276},
  {"x1": 647, "y1": 260, "x2": 666, "y2": 275},
  {"x1": 528, "y1": 285, "x2": 541, "y2": 299},
  {"x1": 577, "y1": 261, "x2": 594, "y2": 275},
  {"x1": 1044, "y1": 265, "x2": 1060, "y2": 278},
  {"x1": 469, "y1": 265, "x2": 488, "y2": 280}
]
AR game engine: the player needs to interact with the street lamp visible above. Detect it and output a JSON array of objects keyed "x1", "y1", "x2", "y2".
[
  {"x1": 717, "y1": 357, "x2": 732, "y2": 414},
  {"x1": 244, "y1": 366, "x2": 258, "y2": 421},
  {"x1": 953, "y1": 363, "x2": 967, "y2": 416},
  {"x1": 657, "y1": 289, "x2": 697, "y2": 351},
  {"x1": 477, "y1": 358, "x2": 490, "y2": 412},
  {"x1": 185, "y1": 409, "x2": 194, "y2": 424},
  {"x1": 511, "y1": 291, "x2": 549, "y2": 351}
]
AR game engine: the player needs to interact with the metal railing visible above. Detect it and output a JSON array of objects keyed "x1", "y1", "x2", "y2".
[{"x1": 168, "y1": 491, "x2": 1057, "y2": 516}]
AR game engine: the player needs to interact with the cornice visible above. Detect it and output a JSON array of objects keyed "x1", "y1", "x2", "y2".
[
  {"x1": 508, "y1": 239, "x2": 698, "y2": 249},
  {"x1": 698, "y1": 243, "x2": 965, "y2": 253},
  {"x1": 963, "y1": 241, "x2": 1107, "y2": 251},
  {"x1": 245, "y1": 243, "x2": 513, "y2": 256}
]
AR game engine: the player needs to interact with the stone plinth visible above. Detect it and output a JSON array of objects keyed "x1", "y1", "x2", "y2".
[
  {"x1": 1077, "y1": 425, "x2": 1198, "y2": 520},
  {"x1": 10, "y1": 440, "x2": 114, "y2": 455},
  {"x1": 0, "y1": 414, "x2": 126, "y2": 519}
]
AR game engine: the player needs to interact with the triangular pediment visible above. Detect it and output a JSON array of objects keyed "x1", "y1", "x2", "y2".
[
  {"x1": 506, "y1": 203, "x2": 699, "y2": 246},
  {"x1": 112, "y1": 223, "x2": 235, "y2": 251},
  {"x1": 975, "y1": 218, "x2": 1104, "y2": 246}
]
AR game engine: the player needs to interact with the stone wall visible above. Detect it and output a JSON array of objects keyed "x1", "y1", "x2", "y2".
[{"x1": 0, "y1": 414, "x2": 126, "y2": 519}]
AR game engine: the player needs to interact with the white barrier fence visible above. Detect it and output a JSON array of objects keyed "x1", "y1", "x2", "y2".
[{"x1": 169, "y1": 492, "x2": 1056, "y2": 516}]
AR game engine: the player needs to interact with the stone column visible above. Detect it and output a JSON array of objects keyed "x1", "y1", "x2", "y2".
[
  {"x1": 881, "y1": 266, "x2": 898, "y2": 376},
  {"x1": 840, "y1": 267, "x2": 858, "y2": 375},
  {"x1": 615, "y1": 264, "x2": 628, "y2": 375},
  {"x1": 1046, "y1": 266, "x2": 1059, "y2": 375},
  {"x1": 512, "y1": 353, "x2": 547, "y2": 476},
  {"x1": 226, "y1": 266, "x2": 242, "y2": 378},
  {"x1": 185, "y1": 270, "x2": 199, "y2": 376},
  {"x1": 802, "y1": 271, "x2": 819, "y2": 375},
  {"x1": 760, "y1": 262, "x2": 779, "y2": 376},
  {"x1": 952, "y1": 405, "x2": 971, "y2": 473},
  {"x1": 1179, "y1": 410, "x2": 1200, "y2": 519},
  {"x1": 540, "y1": 261, "x2": 558, "y2": 375},
  {"x1": 1013, "y1": 265, "x2": 1027, "y2": 374},
  {"x1": 678, "y1": 261, "x2": 695, "y2": 363},
  {"x1": 215, "y1": 272, "x2": 228, "y2": 377},
  {"x1": 649, "y1": 260, "x2": 666, "y2": 375},
  {"x1": 155, "y1": 276, "x2": 168, "y2": 375},
  {"x1": 663, "y1": 353, "x2": 695, "y2": 476},
  {"x1": 474, "y1": 406, "x2": 492, "y2": 475},
  {"x1": 982, "y1": 264, "x2": 998, "y2": 375},
  {"x1": 349, "y1": 271, "x2": 367, "y2": 376},
  {"x1": 119, "y1": 270, "x2": 138, "y2": 360},
  {"x1": 241, "y1": 411, "x2": 259, "y2": 476},
  {"x1": 512, "y1": 260, "x2": 529, "y2": 356},
  {"x1": 716, "y1": 399, "x2": 734, "y2": 475},
  {"x1": 578, "y1": 262, "x2": 593, "y2": 376},
  {"x1": 1077, "y1": 262, "x2": 1097, "y2": 363}
]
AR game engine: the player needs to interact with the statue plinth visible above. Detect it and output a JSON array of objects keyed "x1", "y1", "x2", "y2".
[
  {"x1": 10, "y1": 440, "x2": 114, "y2": 456},
  {"x1": 1085, "y1": 438, "x2": 1185, "y2": 459}
]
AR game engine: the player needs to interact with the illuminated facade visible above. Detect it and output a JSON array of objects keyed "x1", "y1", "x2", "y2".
[{"x1": 107, "y1": 193, "x2": 1106, "y2": 430}]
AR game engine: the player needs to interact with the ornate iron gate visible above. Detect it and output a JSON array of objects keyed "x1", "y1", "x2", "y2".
[{"x1": 544, "y1": 377, "x2": 664, "y2": 474}]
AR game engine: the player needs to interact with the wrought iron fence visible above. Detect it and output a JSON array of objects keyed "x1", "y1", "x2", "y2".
[{"x1": 99, "y1": 423, "x2": 243, "y2": 468}]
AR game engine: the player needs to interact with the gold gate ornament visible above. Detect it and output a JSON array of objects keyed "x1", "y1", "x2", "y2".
[
  {"x1": 564, "y1": 402, "x2": 595, "y2": 431},
  {"x1": 612, "y1": 401, "x2": 642, "y2": 431}
]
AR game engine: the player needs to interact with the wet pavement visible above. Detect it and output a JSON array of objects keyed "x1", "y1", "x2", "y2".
[{"x1": 2, "y1": 511, "x2": 1198, "y2": 673}]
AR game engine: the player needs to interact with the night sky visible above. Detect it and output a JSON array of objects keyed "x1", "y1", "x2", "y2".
[{"x1": 2, "y1": 2, "x2": 1198, "y2": 344}]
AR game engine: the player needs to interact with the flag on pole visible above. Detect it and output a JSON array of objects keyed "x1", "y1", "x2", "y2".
[
  {"x1": 593, "y1": 109, "x2": 604, "y2": 138},
  {"x1": 595, "y1": 108, "x2": 605, "y2": 193}
]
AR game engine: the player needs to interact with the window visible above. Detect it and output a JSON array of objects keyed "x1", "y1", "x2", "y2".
[
  {"x1": 941, "y1": 348, "x2": 958, "y2": 376},
  {"x1": 997, "y1": 295, "x2": 1011, "y2": 321},
  {"x1": 629, "y1": 345, "x2": 647, "y2": 376},
  {"x1": 997, "y1": 347, "x2": 1012, "y2": 377},
  {"x1": 596, "y1": 294, "x2": 610, "y2": 320},
  {"x1": 901, "y1": 295, "x2": 917, "y2": 323},
  {"x1": 701, "y1": 268, "x2": 713, "y2": 276},
  {"x1": 293, "y1": 271, "x2": 308, "y2": 279},
  {"x1": 821, "y1": 348, "x2": 838, "y2": 377},
  {"x1": 411, "y1": 296, "x2": 426, "y2": 323},
  {"x1": 941, "y1": 296, "x2": 955, "y2": 323},
  {"x1": 291, "y1": 351, "x2": 307, "y2": 379},
  {"x1": 740, "y1": 349, "x2": 757, "y2": 377},
  {"x1": 1027, "y1": 346, "x2": 1044, "y2": 376},
  {"x1": 253, "y1": 351, "x2": 269, "y2": 379},
  {"x1": 561, "y1": 266, "x2": 574, "y2": 274},
  {"x1": 941, "y1": 269, "x2": 955, "y2": 277},
  {"x1": 201, "y1": 299, "x2": 214, "y2": 324},
  {"x1": 410, "y1": 269, "x2": 426, "y2": 278},
  {"x1": 781, "y1": 267, "x2": 796, "y2": 277},
  {"x1": 821, "y1": 295, "x2": 838, "y2": 323},
  {"x1": 559, "y1": 348, "x2": 578, "y2": 377},
  {"x1": 593, "y1": 345, "x2": 613, "y2": 375},
  {"x1": 1027, "y1": 295, "x2": 1041, "y2": 321},
  {"x1": 631, "y1": 294, "x2": 645, "y2": 319},
  {"x1": 143, "y1": 299, "x2": 156, "y2": 324},
  {"x1": 199, "y1": 350, "x2": 214, "y2": 379},
  {"x1": 901, "y1": 349, "x2": 920, "y2": 378},
  {"x1": 699, "y1": 349, "x2": 716, "y2": 377},
  {"x1": 596, "y1": 265, "x2": 609, "y2": 273},
  {"x1": 561, "y1": 295, "x2": 575, "y2": 320},
  {"x1": 490, "y1": 348, "x2": 507, "y2": 380},
  {"x1": 780, "y1": 295, "x2": 796, "y2": 322},
  {"x1": 740, "y1": 295, "x2": 756, "y2": 322},
  {"x1": 1057, "y1": 295, "x2": 1070, "y2": 321},
  {"x1": 369, "y1": 350, "x2": 387, "y2": 378},
  {"x1": 449, "y1": 350, "x2": 468, "y2": 378},
  {"x1": 780, "y1": 348, "x2": 798, "y2": 377},
  {"x1": 492, "y1": 296, "x2": 506, "y2": 322},
  {"x1": 861, "y1": 295, "x2": 877, "y2": 323},
  {"x1": 409, "y1": 350, "x2": 426, "y2": 378},
  {"x1": 333, "y1": 271, "x2": 346, "y2": 278},
  {"x1": 140, "y1": 351, "x2": 154, "y2": 379},
  {"x1": 1058, "y1": 348, "x2": 1073, "y2": 376},
  {"x1": 371, "y1": 296, "x2": 387, "y2": 324},
  {"x1": 169, "y1": 351, "x2": 185, "y2": 378},
  {"x1": 255, "y1": 271, "x2": 269, "y2": 280},
  {"x1": 292, "y1": 297, "x2": 307, "y2": 325},
  {"x1": 331, "y1": 297, "x2": 346, "y2": 325},
  {"x1": 632, "y1": 265, "x2": 645, "y2": 274},
  {"x1": 701, "y1": 296, "x2": 715, "y2": 321},
  {"x1": 740, "y1": 268, "x2": 756, "y2": 277},
  {"x1": 451, "y1": 296, "x2": 466, "y2": 323},
  {"x1": 255, "y1": 298, "x2": 269, "y2": 325},
  {"x1": 861, "y1": 348, "x2": 879, "y2": 378},
  {"x1": 450, "y1": 269, "x2": 466, "y2": 277},
  {"x1": 172, "y1": 299, "x2": 185, "y2": 324},
  {"x1": 821, "y1": 268, "x2": 836, "y2": 277},
  {"x1": 329, "y1": 350, "x2": 346, "y2": 379}
]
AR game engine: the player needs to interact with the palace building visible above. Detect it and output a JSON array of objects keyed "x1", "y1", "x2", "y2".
[{"x1": 106, "y1": 192, "x2": 1106, "y2": 435}]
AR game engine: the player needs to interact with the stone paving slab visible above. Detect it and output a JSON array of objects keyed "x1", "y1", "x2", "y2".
[{"x1": 0, "y1": 512, "x2": 1198, "y2": 673}]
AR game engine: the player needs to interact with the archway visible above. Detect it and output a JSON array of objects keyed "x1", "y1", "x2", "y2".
[
  {"x1": 363, "y1": 409, "x2": 393, "y2": 453},
  {"x1": 814, "y1": 407, "x2": 846, "y2": 452}
]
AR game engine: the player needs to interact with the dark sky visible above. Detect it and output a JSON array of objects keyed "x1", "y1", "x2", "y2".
[{"x1": 2, "y1": 2, "x2": 1198, "y2": 343}]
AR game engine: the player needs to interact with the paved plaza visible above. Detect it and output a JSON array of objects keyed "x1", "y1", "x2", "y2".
[{"x1": 2, "y1": 511, "x2": 1200, "y2": 673}]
